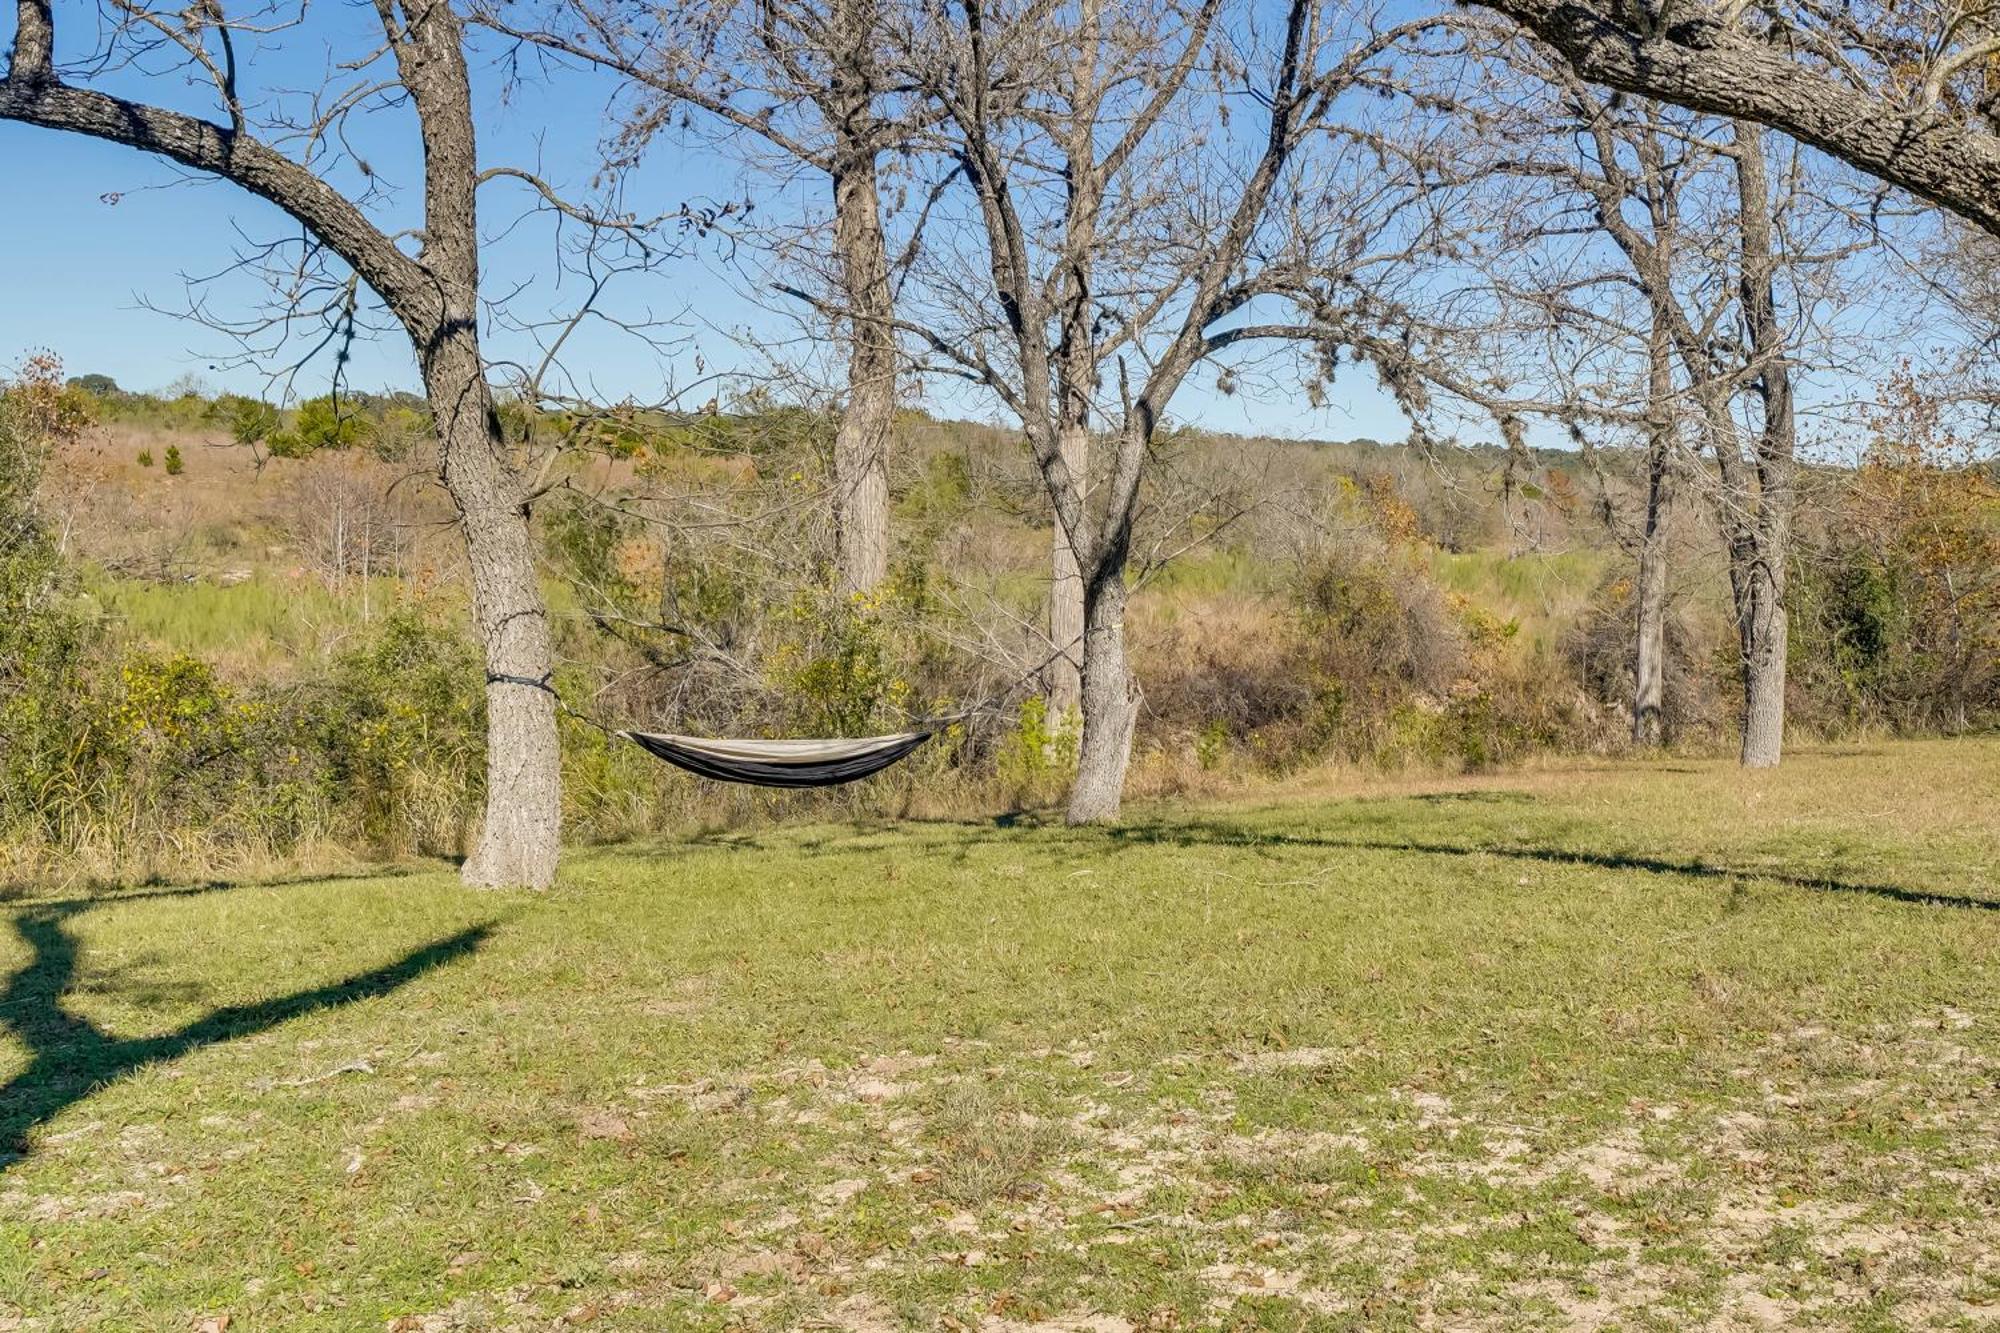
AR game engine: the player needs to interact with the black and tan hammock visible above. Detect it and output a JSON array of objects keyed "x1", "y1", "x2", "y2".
[
  {"x1": 500, "y1": 650, "x2": 1060, "y2": 790},
  {"x1": 620, "y1": 728, "x2": 941, "y2": 789}
]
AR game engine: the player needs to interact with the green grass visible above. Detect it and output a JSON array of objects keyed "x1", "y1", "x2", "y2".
[
  {"x1": 3, "y1": 739, "x2": 1999, "y2": 1330},
  {"x1": 87, "y1": 575, "x2": 395, "y2": 667},
  {"x1": 1427, "y1": 549, "x2": 1616, "y2": 652}
]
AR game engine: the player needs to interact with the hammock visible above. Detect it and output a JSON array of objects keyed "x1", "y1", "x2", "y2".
[{"x1": 622, "y1": 728, "x2": 939, "y2": 788}]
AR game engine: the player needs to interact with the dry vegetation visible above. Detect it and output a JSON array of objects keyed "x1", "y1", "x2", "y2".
[{"x1": 1, "y1": 370, "x2": 1989, "y2": 892}]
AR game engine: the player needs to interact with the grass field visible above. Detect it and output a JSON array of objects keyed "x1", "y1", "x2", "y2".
[{"x1": 3, "y1": 740, "x2": 1997, "y2": 1331}]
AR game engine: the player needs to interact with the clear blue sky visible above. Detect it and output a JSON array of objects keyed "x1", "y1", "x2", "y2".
[
  {"x1": 0, "y1": 3, "x2": 1419, "y2": 443},
  {"x1": 9, "y1": 3, "x2": 1927, "y2": 453}
]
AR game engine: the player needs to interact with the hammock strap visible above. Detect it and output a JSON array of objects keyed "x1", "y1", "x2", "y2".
[
  {"x1": 487, "y1": 670, "x2": 621, "y2": 736},
  {"x1": 488, "y1": 671, "x2": 556, "y2": 694}
]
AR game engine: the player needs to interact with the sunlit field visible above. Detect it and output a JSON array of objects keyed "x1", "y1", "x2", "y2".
[{"x1": 4, "y1": 739, "x2": 1996, "y2": 1330}]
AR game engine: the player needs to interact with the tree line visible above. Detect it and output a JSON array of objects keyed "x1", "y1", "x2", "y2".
[{"x1": 3, "y1": 0, "x2": 1996, "y2": 887}]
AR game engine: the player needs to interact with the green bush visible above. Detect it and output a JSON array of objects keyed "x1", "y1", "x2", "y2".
[
  {"x1": 769, "y1": 589, "x2": 907, "y2": 736},
  {"x1": 994, "y1": 695, "x2": 1078, "y2": 799},
  {"x1": 322, "y1": 606, "x2": 485, "y2": 855},
  {"x1": 267, "y1": 395, "x2": 371, "y2": 458},
  {"x1": 214, "y1": 393, "x2": 281, "y2": 447}
]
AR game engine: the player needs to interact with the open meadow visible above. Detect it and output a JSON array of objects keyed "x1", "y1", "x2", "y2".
[{"x1": 4, "y1": 739, "x2": 1997, "y2": 1331}]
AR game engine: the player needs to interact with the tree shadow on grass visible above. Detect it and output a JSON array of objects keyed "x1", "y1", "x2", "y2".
[
  {"x1": 0, "y1": 894, "x2": 492, "y2": 1172},
  {"x1": 8, "y1": 862, "x2": 441, "y2": 914},
  {"x1": 1105, "y1": 821, "x2": 2000, "y2": 913}
]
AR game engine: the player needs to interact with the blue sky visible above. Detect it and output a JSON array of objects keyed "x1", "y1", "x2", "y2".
[
  {"x1": 0, "y1": 3, "x2": 1417, "y2": 444},
  {"x1": 0, "y1": 2, "x2": 1421, "y2": 442},
  {"x1": 7, "y1": 1, "x2": 1937, "y2": 456}
]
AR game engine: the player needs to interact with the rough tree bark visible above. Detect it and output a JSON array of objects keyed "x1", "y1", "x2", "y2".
[
  {"x1": 425, "y1": 332, "x2": 562, "y2": 888},
  {"x1": 2, "y1": 0, "x2": 563, "y2": 886},
  {"x1": 1046, "y1": 421, "x2": 1088, "y2": 718},
  {"x1": 1632, "y1": 323, "x2": 1676, "y2": 746},
  {"x1": 1721, "y1": 124, "x2": 1795, "y2": 769},
  {"x1": 1460, "y1": 0, "x2": 2000, "y2": 239},
  {"x1": 830, "y1": 141, "x2": 896, "y2": 595},
  {"x1": 1067, "y1": 564, "x2": 1137, "y2": 821}
]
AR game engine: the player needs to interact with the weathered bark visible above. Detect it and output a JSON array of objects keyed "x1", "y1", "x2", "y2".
[
  {"x1": 1632, "y1": 520, "x2": 1670, "y2": 745},
  {"x1": 1066, "y1": 572, "x2": 1138, "y2": 824},
  {"x1": 383, "y1": 0, "x2": 562, "y2": 883},
  {"x1": 2, "y1": 0, "x2": 566, "y2": 886},
  {"x1": 1632, "y1": 324, "x2": 1676, "y2": 746},
  {"x1": 1736, "y1": 582, "x2": 1788, "y2": 768},
  {"x1": 1046, "y1": 422, "x2": 1088, "y2": 717},
  {"x1": 1722, "y1": 124, "x2": 1796, "y2": 770},
  {"x1": 1461, "y1": 0, "x2": 2000, "y2": 239},
  {"x1": 828, "y1": 42, "x2": 895, "y2": 596},
  {"x1": 426, "y1": 338, "x2": 562, "y2": 887}
]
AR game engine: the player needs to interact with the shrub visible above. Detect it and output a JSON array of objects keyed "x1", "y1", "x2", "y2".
[
  {"x1": 163, "y1": 443, "x2": 185, "y2": 475},
  {"x1": 214, "y1": 393, "x2": 281, "y2": 447},
  {"x1": 994, "y1": 695, "x2": 1078, "y2": 800},
  {"x1": 267, "y1": 395, "x2": 371, "y2": 458},
  {"x1": 1559, "y1": 574, "x2": 1725, "y2": 745},
  {"x1": 768, "y1": 589, "x2": 908, "y2": 736},
  {"x1": 323, "y1": 605, "x2": 486, "y2": 856}
]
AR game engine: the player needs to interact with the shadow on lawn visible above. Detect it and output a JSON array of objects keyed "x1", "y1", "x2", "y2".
[
  {"x1": 11, "y1": 862, "x2": 439, "y2": 914},
  {"x1": 0, "y1": 891, "x2": 491, "y2": 1171},
  {"x1": 1105, "y1": 821, "x2": 2000, "y2": 913},
  {"x1": 658, "y1": 810, "x2": 1991, "y2": 913}
]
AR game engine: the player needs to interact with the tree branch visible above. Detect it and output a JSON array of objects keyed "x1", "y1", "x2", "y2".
[{"x1": 1462, "y1": 0, "x2": 2000, "y2": 237}]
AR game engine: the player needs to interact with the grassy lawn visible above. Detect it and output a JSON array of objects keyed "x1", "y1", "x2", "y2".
[{"x1": 3, "y1": 739, "x2": 1998, "y2": 1331}]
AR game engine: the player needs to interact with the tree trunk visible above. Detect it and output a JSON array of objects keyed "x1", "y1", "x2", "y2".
[
  {"x1": 1738, "y1": 583, "x2": 1787, "y2": 768},
  {"x1": 1632, "y1": 323, "x2": 1676, "y2": 746},
  {"x1": 1047, "y1": 422, "x2": 1088, "y2": 718},
  {"x1": 1728, "y1": 122, "x2": 1796, "y2": 772},
  {"x1": 424, "y1": 332, "x2": 563, "y2": 888},
  {"x1": 1066, "y1": 571, "x2": 1137, "y2": 824},
  {"x1": 396, "y1": 0, "x2": 563, "y2": 886},
  {"x1": 830, "y1": 145, "x2": 894, "y2": 595},
  {"x1": 1632, "y1": 529, "x2": 1669, "y2": 745}
]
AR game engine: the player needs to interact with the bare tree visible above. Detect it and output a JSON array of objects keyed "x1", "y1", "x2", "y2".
[
  {"x1": 898, "y1": 0, "x2": 1461, "y2": 821},
  {"x1": 1410, "y1": 33, "x2": 1879, "y2": 765},
  {"x1": 0, "y1": 0, "x2": 667, "y2": 886},
  {"x1": 1462, "y1": 0, "x2": 2000, "y2": 239},
  {"x1": 1477, "y1": 75, "x2": 1722, "y2": 744},
  {"x1": 486, "y1": 0, "x2": 921, "y2": 595},
  {"x1": 1716, "y1": 124, "x2": 1797, "y2": 766}
]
